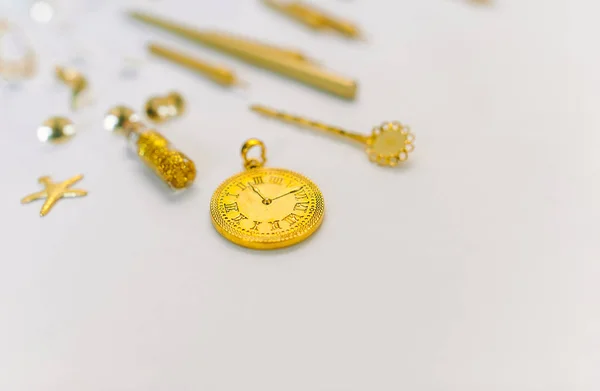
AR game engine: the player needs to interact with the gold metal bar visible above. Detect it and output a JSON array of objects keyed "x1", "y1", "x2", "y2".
[
  {"x1": 320, "y1": 13, "x2": 362, "y2": 39},
  {"x1": 203, "y1": 32, "x2": 314, "y2": 64},
  {"x1": 148, "y1": 43, "x2": 239, "y2": 87},
  {"x1": 263, "y1": 0, "x2": 328, "y2": 30},
  {"x1": 129, "y1": 11, "x2": 357, "y2": 99},
  {"x1": 250, "y1": 104, "x2": 368, "y2": 144},
  {"x1": 263, "y1": 0, "x2": 362, "y2": 39}
]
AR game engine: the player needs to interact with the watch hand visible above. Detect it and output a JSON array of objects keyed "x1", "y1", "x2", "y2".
[
  {"x1": 271, "y1": 186, "x2": 304, "y2": 201},
  {"x1": 248, "y1": 183, "x2": 268, "y2": 202}
]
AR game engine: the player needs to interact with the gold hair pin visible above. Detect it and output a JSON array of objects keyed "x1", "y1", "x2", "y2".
[
  {"x1": 263, "y1": 0, "x2": 363, "y2": 39},
  {"x1": 129, "y1": 11, "x2": 357, "y2": 100},
  {"x1": 251, "y1": 105, "x2": 415, "y2": 167}
]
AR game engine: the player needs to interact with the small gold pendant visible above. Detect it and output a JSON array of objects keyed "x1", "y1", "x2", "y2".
[
  {"x1": 55, "y1": 66, "x2": 90, "y2": 110},
  {"x1": 21, "y1": 174, "x2": 88, "y2": 216},
  {"x1": 251, "y1": 105, "x2": 415, "y2": 167},
  {"x1": 210, "y1": 139, "x2": 325, "y2": 250}
]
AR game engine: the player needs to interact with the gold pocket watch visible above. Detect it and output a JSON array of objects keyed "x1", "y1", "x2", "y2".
[{"x1": 210, "y1": 139, "x2": 325, "y2": 250}]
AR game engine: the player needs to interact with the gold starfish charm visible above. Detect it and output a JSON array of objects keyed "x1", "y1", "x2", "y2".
[{"x1": 21, "y1": 174, "x2": 88, "y2": 216}]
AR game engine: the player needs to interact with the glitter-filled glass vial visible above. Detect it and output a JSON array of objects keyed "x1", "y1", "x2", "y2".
[{"x1": 104, "y1": 106, "x2": 196, "y2": 190}]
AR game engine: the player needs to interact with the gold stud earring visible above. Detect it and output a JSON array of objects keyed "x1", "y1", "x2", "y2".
[
  {"x1": 250, "y1": 104, "x2": 415, "y2": 167},
  {"x1": 37, "y1": 116, "x2": 76, "y2": 144},
  {"x1": 104, "y1": 106, "x2": 196, "y2": 190},
  {"x1": 144, "y1": 91, "x2": 186, "y2": 123}
]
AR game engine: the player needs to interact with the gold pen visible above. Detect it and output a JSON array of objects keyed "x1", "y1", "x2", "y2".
[{"x1": 129, "y1": 11, "x2": 357, "y2": 100}]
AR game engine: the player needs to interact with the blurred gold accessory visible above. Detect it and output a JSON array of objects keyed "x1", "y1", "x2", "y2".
[
  {"x1": 135, "y1": 14, "x2": 314, "y2": 63},
  {"x1": 0, "y1": 20, "x2": 37, "y2": 81},
  {"x1": 209, "y1": 34, "x2": 315, "y2": 64},
  {"x1": 251, "y1": 105, "x2": 415, "y2": 167},
  {"x1": 55, "y1": 66, "x2": 89, "y2": 110},
  {"x1": 149, "y1": 43, "x2": 241, "y2": 87},
  {"x1": 21, "y1": 174, "x2": 88, "y2": 217},
  {"x1": 37, "y1": 116, "x2": 75, "y2": 143},
  {"x1": 468, "y1": 0, "x2": 492, "y2": 5},
  {"x1": 29, "y1": 1, "x2": 55, "y2": 24},
  {"x1": 263, "y1": 0, "x2": 362, "y2": 39},
  {"x1": 129, "y1": 11, "x2": 357, "y2": 100},
  {"x1": 104, "y1": 106, "x2": 196, "y2": 190},
  {"x1": 210, "y1": 138, "x2": 325, "y2": 250},
  {"x1": 144, "y1": 91, "x2": 186, "y2": 123}
]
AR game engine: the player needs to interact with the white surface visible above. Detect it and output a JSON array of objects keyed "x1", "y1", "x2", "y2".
[{"x1": 0, "y1": 0, "x2": 597, "y2": 390}]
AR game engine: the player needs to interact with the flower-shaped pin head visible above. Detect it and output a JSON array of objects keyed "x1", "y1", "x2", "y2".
[{"x1": 366, "y1": 121, "x2": 415, "y2": 167}]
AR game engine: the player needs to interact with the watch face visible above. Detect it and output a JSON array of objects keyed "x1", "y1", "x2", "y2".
[{"x1": 210, "y1": 168, "x2": 325, "y2": 250}]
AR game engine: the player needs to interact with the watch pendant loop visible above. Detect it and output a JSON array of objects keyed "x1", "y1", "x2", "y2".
[{"x1": 241, "y1": 138, "x2": 267, "y2": 170}]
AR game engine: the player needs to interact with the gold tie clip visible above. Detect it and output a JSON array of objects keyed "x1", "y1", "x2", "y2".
[
  {"x1": 251, "y1": 104, "x2": 415, "y2": 167},
  {"x1": 129, "y1": 11, "x2": 357, "y2": 100}
]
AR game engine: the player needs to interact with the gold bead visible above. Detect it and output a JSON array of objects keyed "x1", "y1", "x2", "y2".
[
  {"x1": 144, "y1": 91, "x2": 185, "y2": 123},
  {"x1": 103, "y1": 105, "x2": 141, "y2": 133},
  {"x1": 37, "y1": 116, "x2": 75, "y2": 143}
]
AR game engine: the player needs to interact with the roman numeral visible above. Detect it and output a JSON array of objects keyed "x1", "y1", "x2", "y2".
[
  {"x1": 269, "y1": 176, "x2": 283, "y2": 185},
  {"x1": 294, "y1": 202, "x2": 309, "y2": 212},
  {"x1": 252, "y1": 176, "x2": 264, "y2": 185},
  {"x1": 294, "y1": 188, "x2": 308, "y2": 201},
  {"x1": 224, "y1": 202, "x2": 239, "y2": 213},
  {"x1": 231, "y1": 213, "x2": 248, "y2": 223},
  {"x1": 283, "y1": 213, "x2": 300, "y2": 226},
  {"x1": 225, "y1": 192, "x2": 239, "y2": 198},
  {"x1": 236, "y1": 182, "x2": 247, "y2": 191},
  {"x1": 250, "y1": 221, "x2": 261, "y2": 231},
  {"x1": 269, "y1": 220, "x2": 281, "y2": 231}
]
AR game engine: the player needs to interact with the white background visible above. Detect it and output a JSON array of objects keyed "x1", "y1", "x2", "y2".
[{"x1": 0, "y1": 0, "x2": 597, "y2": 390}]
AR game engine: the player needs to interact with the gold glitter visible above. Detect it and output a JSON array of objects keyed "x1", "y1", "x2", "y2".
[{"x1": 136, "y1": 131, "x2": 196, "y2": 190}]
